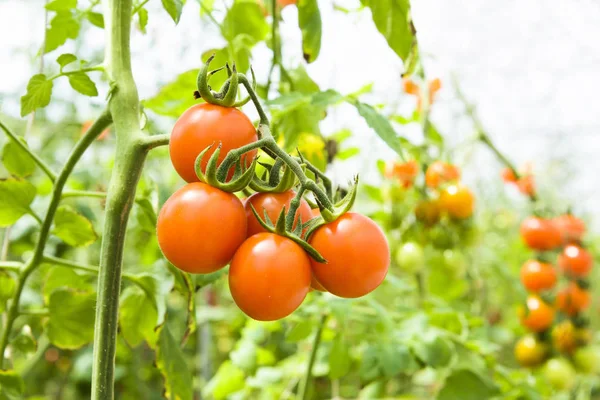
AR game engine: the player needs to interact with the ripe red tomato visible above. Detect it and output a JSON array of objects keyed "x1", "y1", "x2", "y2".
[
  {"x1": 520, "y1": 260, "x2": 557, "y2": 292},
  {"x1": 558, "y1": 244, "x2": 593, "y2": 277},
  {"x1": 425, "y1": 161, "x2": 460, "y2": 188},
  {"x1": 520, "y1": 216, "x2": 561, "y2": 251},
  {"x1": 514, "y1": 335, "x2": 547, "y2": 367},
  {"x1": 556, "y1": 282, "x2": 591, "y2": 316},
  {"x1": 157, "y1": 183, "x2": 247, "y2": 273},
  {"x1": 244, "y1": 191, "x2": 313, "y2": 237},
  {"x1": 170, "y1": 103, "x2": 258, "y2": 183},
  {"x1": 519, "y1": 294, "x2": 555, "y2": 332},
  {"x1": 308, "y1": 213, "x2": 389, "y2": 298},
  {"x1": 384, "y1": 160, "x2": 419, "y2": 188},
  {"x1": 439, "y1": 184, "x2": 474, "y2": 219},
  {"x1": 553, "y1": 214, "x2": 586, "y2": 244},
  {"x1": 229, "y1": 233, "x2": 311, "y2": 321}
]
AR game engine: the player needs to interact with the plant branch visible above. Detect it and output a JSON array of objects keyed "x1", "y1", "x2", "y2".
[
  {"x1": 142, "y1": 133, "x2": 170, "y2": 150},
  {"x1": 42, "y1": 254, "x2": 143, "y2": 286},
  {"x1": 49, "y1": 65, "x2": 105, "y2": 81},
  {"x1": 0, "y1": 261, "x2": 21, "y2": 272},
  {"x1": 299, "y1": 314, "x2": 328, "y2": 400},
  {"x1": 19, "y1": 308, "x2": 50, "y2": 317},
  {"x1": 62, "y1": 190, "x2": 108, "y2": 199},
  {"x1": 0, "y1": 119, "x2": 57, "y2": 182},
  {"x1": 0, "y1": 109, "x2": 112, "y2": 367},
  {"x1": 131, "y1": 0, "x2": 150, "y2": 15},
  {"x1": 265, "y1": 0, "x2": 279, "y2": 97}
]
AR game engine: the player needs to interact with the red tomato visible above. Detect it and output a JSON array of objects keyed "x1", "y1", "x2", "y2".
[
  {"x1": 553, "y1": 214, "x2": 586, "y2": 244},
  {"x1": 425, "y1": 161, "x2": 460, "y2": 188},
  {"x1": 384, "y1": 160, "x2": 419, "y2": 188},
  {"x1": 519, "y1": 294, "x2": 555, "y2": 332},
  {"x1": 170, "y1": 103, "x2": 258, "y2": 183},
  {"x1": 439, "y1": 184, "x2": 475, "y2": 219},
  {"x1": 308, "y1": 213, "x2": 389, "y2": 298},
  {"x1": 501, "y1": 168, "x2": 518, "y2": 183},
  {"x1": 229, "y1": 233, "x2": 311, "y2": 320},
  {"x1": 516, "y1": 175, "x2": 536, "y2": 196},
  {"x1": 244, "y1": 191, "x2": 313, "y2": 237},
  {"x1": 520, "y1": 260, "x2": 557, "y2": 292},
  {"x1": 310, "y1": 275, "x2": 327, "y2": 292},
  {"x1": 558, "y1": 244, "x2": 593, "y2": 277},
  {"x1": 157, "y1": 183, "x2": 247, "y2": 273},
  {"x1": 556, "y1": 282, "x2": 591, "y2": 316},
  {"x1": 520, "y1": 216, "x2": 561, "y2": 251},
  {"x1": 402, "y1": 78, "x2": 419, "y2": 95}
]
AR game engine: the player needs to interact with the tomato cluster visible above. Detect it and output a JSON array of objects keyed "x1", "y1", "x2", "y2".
[
  {"x1": 515, "y1": 211, "x2": 594, "y2": 379},
  {"x1": 157, "y1": 102, "x2": 390, "y2": 321},
  {"x1": 501, "y1": 164, "x2": 535, "y2": 198}
]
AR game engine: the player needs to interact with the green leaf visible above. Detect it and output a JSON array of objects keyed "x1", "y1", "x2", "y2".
[
  {"x1": 437, "y1": 369, "x2": 500, "y2": 400},
  {"x1": 143, "y1": 69, "x2": 199, "y2": 117},
  {"x1": 286, "y1": 320, "x2": 313, "y2": 342},
  {"x1": 222, "y1": 2, "x2": 268, "y2": 43},
  {"x1": 68, "y1": 73, "x2": 98, "y2": 96},
  {"x1": 2, "y1": 139, "x2": 36, "y2": 177},
  {"x1": 336, "y1": 147, "x2": 360, "y2": 160},
  {"x1": 0, "y1": 370, "x2": 24, "y2": 397},
  {"x1": 425, "y1": 122, "x2": 444, "y2": 147},
  {"x1": 378, "y1": 344, "x2": 418, "y2": 376},
  {"x1": 155, "y1": 325, "x2": 193, "y2": 400},
  {"x1": 56, "y1": 53, "x2": 77, "y2": 69},
  {"x1": 311, "y1": 89, "x2": 344, "y2": 107},
  {"x1": 0, "y1": 272, "x2": 16, "y2": 313},
  {"x1": 10, "y1": 330, "x2": 37, "y2": 356},
  {"x1": 43, "y1": 266, "x2": 93, "y2": 300},
  {"x1": 0, "y1": 179, "x2": 36, "y2": 227},
  {"x1": 45, "y1": 0, "x2": 76, "y2": 11},
  {"x1": 203, "y1": 361, "x2": 245, "y2": 400},
  {"x1": 161, "y1": 0, "x2": 184, "y2": 24},
  {"x1": 46, "y1": 289, "x2": 96, "y2": 349},
  {"x1": 360, "y1": 0, "x2": 415, "y2": 62},
  {"x1": 297, "y1": 0, "x2": 322, "y2": 63},
  {"x1": 20, "y1": 74, "x2": 53, "y2": 117},
  {"x1": 86, "y1": 12, "x2": 105, "y2": 28},
  {"x1": 353, "y1": 101, "x2": 405, "y2": 157},
  {"x1": 45, "y1": 11, "x2": 81, "y2": 53},
  {"x1": 119, "y1": 286, "x2": 158, "y2": 347},
  {"x1": 138, "y1": 8, "x2": 149, "y2": 33},
  {"x1": 411, "y1": 334, "x2": 454, "y2": 368},
  {"x1": 329, "y1": 335, "x2": 351, "y2": 379},
  {"x1": 52, "y1": 206, "x2": 97, "y2": 247}
]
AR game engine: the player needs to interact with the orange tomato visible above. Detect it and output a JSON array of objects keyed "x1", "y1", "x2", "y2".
[
  {"x1": 310, "y1": 275, "x2": 327, "y2": 292},
  {"x1": 519, "y1": 294, "x2": 555, "y2": 332},
  {"x1": 425, "y1": 161, "x2": 460, "y2": 188},
  {"x1": 514, "y1": 335, "x2": 548, "y2": 366},
  {"x1": 277, "y1": 0, "x2": 297, "y2": 7},
  {"x1": 553, "y1": 214, "x2": 586, "y2": 244},
  {"x1": 516, "y1": 175, "x2": 536, "y2": 196},
  {"x1": 520, "y1": 260, "x2": 557, "y2": 292},
  {"x1": 558, "y1": 244, "x2": 593, "y2": 277},
  {"x1": 402, "y1": 78, "x2": 419, "y2": 95},
  {"x1": 170, "y1": 103, "x2": 258, "y2": 183},
  {"x1": 520, "y1": 216, "x2": 561, "y2": 251},
  {"x1": 556, "y1": 282, "x2": 591, "y2": 316},
  {"x1": 229, "y1": 233, "x2": 311, "y2": 320},
  {"x1": 384, "y1": 160, "x2": 419, "y2": 188},
  {"x1": 157, "y1": 183, "x2": 247, "y2": 273},
  {"x1": 439, "y1": 184, "x2": 475, "y2": 219},
  {"x1": 308, "y1": 213, "x2": 389, "y2": 298},
  {"x1": 244, "y1": 191, "x2": 313, "y2": 237},
  {"x1": 501, "y1": 168, "x2": 518, "y2": 183}
]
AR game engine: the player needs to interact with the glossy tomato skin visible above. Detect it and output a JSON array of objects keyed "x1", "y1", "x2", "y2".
[
  {"x1": 543, "y1": 358, "x2": 577, "y2": 391},
  {"x1": 157, "y1": 183, "x2": 246, "y2": 273},
  {"x1": 170, "y1": 103, "x2": 258, "y2": 183},
  {"x1": 553, "y1": 214, "x2": 586, "y2": 244},
  {"x1": 519, "y1": 295, "x2": 555, "y2": 332},
  {"x1": 439, "y1": 184, "x2": 475, "y2": 219},
  {"x1": 308, "y1": 213, "x2": 389, "y2": 298},
  {"x1": 244, "y1": 191, "x2": 313, "y2": 237},
  {"x1": 520, "y1": 260, "x2": 557, "y2": 292},
  {"x1": 514, "y1": 335, "x2": 548, "y2": 367},
  {"x1": 520, "y1": 217, "x2": 561, "y2": 251},
  {"x1": 425, "y1": 161, "x2": 460, "y2": 188},
  {"x1": 229, "y1": 233, "x2": 311, "y2": 321},
  {"x1": 558, "y1": 244, "x2": 593, "y2": 277},
  {"x1": 552, "y1": 320, "x2": 578, "y2": 354},
  {"x1": 395, "y1": 242, "x2": 425, "y2": 273},
  {"x1": 384, "y1": 160, "x2": 419, "y2": 188},
  {"x1": 556, "y1": 282, "x2": 591, "y2": 316}
]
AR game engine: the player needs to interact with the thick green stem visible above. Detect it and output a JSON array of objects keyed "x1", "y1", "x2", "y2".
[
  {"x1": 0, "y1": 119, "x2": 57, "y2": 182},
  {"x1": 299, "y1": 314, "x2": 328, "y2": 400},
  {"x1": 92, "y1": 1, "x2": 147, "y2": 398},
  {"x1": 0, "y1": 261, "x2": 21, "y2": 272},
  {"x1": 0, "y1": 111, "x2": 112, "y2": 367}
]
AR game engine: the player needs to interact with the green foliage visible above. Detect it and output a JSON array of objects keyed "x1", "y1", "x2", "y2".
[
  {"x1": 297, "y1": 0, "x2": 322, "y2": 63},
  {"x1": 0, "y1": 178, "x2": 36, "y2": 226},
  {"x1": 2, "y1": 139, "x2": 36, "y2": 178},
  {"x1": 20, "y1": 74, "x2": 53, "y2": 117},
  {"x1": 162, "y1": 0, "x2": 185, "y2": 24},
  {"x1": 354, "y1": 102, "x2": 406, "y2": 157},
  {"x1": 144, "y1": 69, "x2": 199, "y2": 117},
  {"x1": 68, "y1": 73, "x2": 99, "y2": 97},
  {"x1": 119, "y1": 285, "x2": 158, "y2": 347},
  {"x1": 52, "y1": 206, "x2": 98, "y2": 247},
  {"x1": 0, "y1": 370, "x2": 24, "y2": 398},
  {"x1": 154, "y1": 324, "x2": 193, "y2": 400},
  {"x1": 45, "y1": 11, "x2": 81, "y2": 53},
  {"x1": 438, "y1": 369, "x2": 500, "y2": 400},
  {"x1": 46, "y1": 288, "x2": 96, "y2": 349}
]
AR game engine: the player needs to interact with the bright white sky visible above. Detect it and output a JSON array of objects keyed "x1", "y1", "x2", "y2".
[{"x1": 1, "y1": 0, "x2": 599, "y2": 222}]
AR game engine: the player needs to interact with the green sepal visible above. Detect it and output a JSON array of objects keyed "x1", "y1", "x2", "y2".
[
  {"x1": 196, "y1": 55, "x2": 240, "y2": 107},
  {"x1": 194, "y1": 144, "x2": 257, "y2": 193},
  {"x1": 248, "y1": 158, "x2": 297, "y2": 193},
  {"x1": 248, "y1": 204, "x2": 326, "y2": 263},
  {"x1": 320, "y1": 175, "x2": 359, "y2": 222},
  {"x1": 231, "y1": 67, "x2": 256, "y2": 108}
]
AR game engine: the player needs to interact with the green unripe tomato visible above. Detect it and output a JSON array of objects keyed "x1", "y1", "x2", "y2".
[
  {"x1": 395, "y1": 242, "x2": 425, "y2": 273},
  {"x1": 428, "y1": 226, "x2": 454, "y2": 250},
  {"x1": 442, "y1": 249, "x2": 467, "y2": 278},
  {"x1": 543, "y1": 358, "x2": 577, "y2": 391},
  {"x1": 573, "y1": 346, "x2": 600, "y2": 374}
]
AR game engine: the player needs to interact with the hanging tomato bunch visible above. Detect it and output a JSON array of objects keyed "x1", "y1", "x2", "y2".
[{"x1": 156, "y1": 57, "x2": 390, "y2": 321}]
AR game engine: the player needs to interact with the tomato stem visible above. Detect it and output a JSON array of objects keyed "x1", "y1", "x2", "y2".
[
  {"x1": 286, "y1": 187, "x2": 306, "y2": 232},
  {"x1": 298, "y1": 313, "x2": 328, "y2": 400}
]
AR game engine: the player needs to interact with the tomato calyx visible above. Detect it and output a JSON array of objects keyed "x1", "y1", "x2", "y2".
[
  {"x1": 194, "y1": 143, "x2": 259, "y2": 192},
  {"x1": 249, "y1": 157, "x2": 298, "y2": 193},
  {"x1": 196, "y1": 54, "x2": 257, "y2": 108}
]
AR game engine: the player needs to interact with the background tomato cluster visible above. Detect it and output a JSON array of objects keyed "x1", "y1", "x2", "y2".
[{"x1": 0, "y1": 0, "x2": 599, "y2": 399}]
